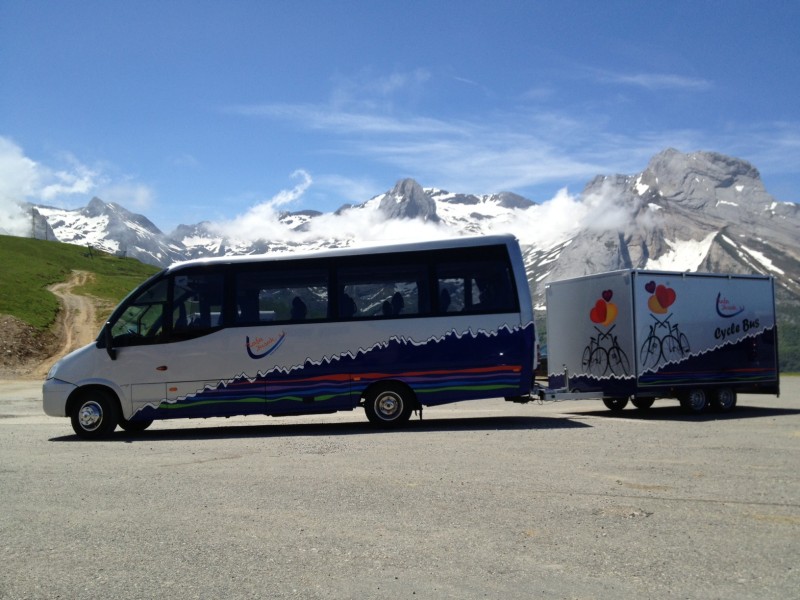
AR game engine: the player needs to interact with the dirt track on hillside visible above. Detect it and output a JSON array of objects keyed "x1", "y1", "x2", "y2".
[
  {"x1": 0, "y1": 271, "x2": 108, "y2": 380},
  {"x1": 34, "y1": 270, "x2": 104, "y2": 378}
]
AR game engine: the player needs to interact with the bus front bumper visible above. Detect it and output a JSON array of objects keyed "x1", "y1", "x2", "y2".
[{"x1": 43, "y1": 379, "x2": 77, "y2": 418}]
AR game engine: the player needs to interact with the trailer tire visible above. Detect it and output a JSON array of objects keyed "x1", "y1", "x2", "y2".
[
  {"x1": 602, "y1": 397, "x2": 628, "y2": 412},
  {"x1": 712, "y1": 388, "x2": 737, "y2": 412},
  {"x1": 631, "y1": 398, "x2": 654, "y2": 410},
  {"x1": 680, "y1": 389, "x2": 707, "y2": 413}
]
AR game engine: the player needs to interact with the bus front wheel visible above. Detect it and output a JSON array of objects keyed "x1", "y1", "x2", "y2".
[
  {"x1": 364, "y1": 384, "x2": 414, "y2": 428},
  {"x1": 70, "y1": 389, "x2": 120, "y2": 439}
]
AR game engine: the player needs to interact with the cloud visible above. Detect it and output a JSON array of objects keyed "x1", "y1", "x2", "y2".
[
  {"x1": 40, "y1": 156, "x2": 100, "y2": 200},
  {"x1": 0, "y1": 136, "x2": 164, "y2": 235},
  {"x1": 593, "y1": 69, "x2": 712, "y2": 91},
  {"x1": 99, "y1": 182, "x2": 156, "y2": 211},
  {"x1": 210, "y1": 169, "x2": 454, "y2": 246},
  {"x1": 212, "y1": 170, "x2": 313, "y2": 240},
  {"x1": 0, "y1": 137, "x2": 42, "y2": 235}
]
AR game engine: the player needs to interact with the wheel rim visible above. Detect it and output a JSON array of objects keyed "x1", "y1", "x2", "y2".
[
  {"x1": 375, "y1": 391, "x2": 402, "y2": 420},
  {"x1": 78, "y1": 401, "x2": 104, "y2": 432},
  {"x1": 717, "y1": 388, "x2": 735, "y2": 410},
  {"x1": 687, "y1": 389, "x2": 706, "y2": 411}
]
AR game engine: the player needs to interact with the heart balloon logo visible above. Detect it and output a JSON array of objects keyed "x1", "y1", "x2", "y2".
[
  {"x1": 590, "y1": 299, "x2": 607, "y2": 324},
  {"x1": 655, "y1": 284, "x2": 676, "y2": 309},
  {"x1": 648, "y1": 295, "x2": 668, "y2": 314},
  {"x1": 602, "y1": 289, "x2": 613, "y2": 302},
  {"x1": 589, "y1": 298, "x2": 618, "y2": 326},
  {"x1": 603, "y1": 302, "x2": 618, "y2": 326},
  {"x1": 645, "y1": 281, "x2": 656, "y2": 294}
]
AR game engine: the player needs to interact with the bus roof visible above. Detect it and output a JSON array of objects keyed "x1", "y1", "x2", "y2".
[{"x1": 166, "y1": 234, "x2": 520, "y2": 272}]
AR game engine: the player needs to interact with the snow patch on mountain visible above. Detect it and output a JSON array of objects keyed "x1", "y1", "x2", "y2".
[{"x1": 646, "y1": 231, "x2": 717, "y2": 272}]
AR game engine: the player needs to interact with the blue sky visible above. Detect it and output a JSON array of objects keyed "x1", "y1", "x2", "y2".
[{"x1": 1, "y1": 0, "x2": 798, "y2": 234}]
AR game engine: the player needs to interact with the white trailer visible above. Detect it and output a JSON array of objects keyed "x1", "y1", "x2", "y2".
[{"x1": 542, "y1": 270, "x2": 779, "y2": 412}]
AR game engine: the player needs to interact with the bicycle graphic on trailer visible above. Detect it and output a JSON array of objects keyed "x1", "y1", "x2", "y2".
[
  {"x1": 639, "y1": 313, "x2": 691, "y2": 371},
  {"x1": 581, "y1": 324, "x2": 631, "y2": 376}
]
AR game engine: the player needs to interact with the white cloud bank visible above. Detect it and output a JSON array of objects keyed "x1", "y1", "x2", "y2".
[
  {"x1": 0, "y1": 137, "x2": 40, "y2": 236},
  {"x1": 207, "y1": 171, "x2": 653, "y2": 252},
  {"x1": 0, "y1": 136, "x2": 157, "y2": 235}
]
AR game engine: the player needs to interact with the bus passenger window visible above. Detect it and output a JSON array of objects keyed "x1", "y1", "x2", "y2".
[
  {"x1": 235, "y1": 268, "x2": 328, "y2": 325},
  {"x1": 172, "y1": 272, "x2": 225, "y2": 338},
  {"x1": 337, "y1": 264, "x2": 428, "y2": 319},
  {"x1": 437, "y1": 260, "x2": 517, "y2": 314}
]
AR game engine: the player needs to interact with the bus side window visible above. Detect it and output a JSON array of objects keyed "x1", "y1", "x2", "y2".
[
  {"x1": 437, "y1": 259, "x2": 517, "y2": 314},
  {"x1": 337, "y1": 264, "x2": 428, "y2": 319},
  {"x1": 235, "y1": 268, "x2": 329, "y2": 325},
  {"x1": 171, "y1": 272, "x2": 225, "y2": 339}
]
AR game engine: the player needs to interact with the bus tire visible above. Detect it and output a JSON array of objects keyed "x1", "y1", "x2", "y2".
[
  {"x1": 712, "y1": 388, "x2": 737, "y2": 412},
  {"x1": 602, "y1": 397, "x2": 628, "y2": 411},
  {"x1": 118, "y1": 417, "x2": 154, "y2": 433},
  {"x1": 632, "y1": 398, "x2": 654, "y2": 410},
  {"x1": 70, "y1": 389, "x2": 120, "y2": 439},
  {"x1": 364, "y1": 384, "x2": 414, "y2": 428}
]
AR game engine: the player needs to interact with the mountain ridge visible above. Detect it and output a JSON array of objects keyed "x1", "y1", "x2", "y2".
[{"x1": 17, "y1": 149, "x2": 800, "y2": 309}]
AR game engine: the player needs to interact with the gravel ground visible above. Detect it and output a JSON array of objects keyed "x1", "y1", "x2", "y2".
[{"x1": 0, "y1": 379, "x2": 798, "y2": 599}]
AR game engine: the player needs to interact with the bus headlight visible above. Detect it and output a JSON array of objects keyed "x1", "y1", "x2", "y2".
[{"x1": 46, "y1": 361, "x2": 61, "y2": 380}]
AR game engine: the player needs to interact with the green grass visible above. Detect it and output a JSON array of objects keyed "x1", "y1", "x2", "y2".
[{"x1": 0, "y1": 235, "x2": 160, "y2": 329}]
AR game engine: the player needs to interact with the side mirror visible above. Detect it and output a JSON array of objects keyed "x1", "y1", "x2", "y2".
[{"x1": 103, "y1": 323, "x2": 117, "y2": 360}]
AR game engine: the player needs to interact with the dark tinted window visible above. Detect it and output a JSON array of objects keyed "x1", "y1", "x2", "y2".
[
  {"x1": 437, "y1": 258, "x2": 517, "y2": 314},
  {"x1": 235, "y1": 268, "x2": 329, "y2": 324},
  {"x1": 171, "y1": 271, "x2": 226, "y2": 339},
  {"x1": 110, "y1": 277, "x2": 169, "y2": 345},
  {"x1": 337, "y1": 263, "x2": 429, "y2": 319}
]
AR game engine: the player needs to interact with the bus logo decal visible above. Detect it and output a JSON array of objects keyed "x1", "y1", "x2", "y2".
[
  {"x1": 716, "y1": 292, "x2": 745, "y2": 318},
  {"x1": 246, "y1": 332, "x2": 286, "y2": 359}
]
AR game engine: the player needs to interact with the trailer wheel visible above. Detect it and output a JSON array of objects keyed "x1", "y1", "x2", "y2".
[
  {"x1": 631, "y1": 398, "x2": 654, "y2": 410},
  {"x1": 680, "y1": 389, "x2": 707, "y2": 413},
  {"x1": 364, "y1": 384, "x2": 414, "y2": 428},
  {"x1": 602, "y1": 397, "x2": 628, "y2": 412},
  {"x1": 712, "y1": 388, "x2": 737, "y2": 412}
]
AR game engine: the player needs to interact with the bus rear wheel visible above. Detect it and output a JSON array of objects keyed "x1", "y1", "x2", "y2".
[
  {"x1": 602, "y1": 397, "x2": 628, "y2": 412},
  {"x1": 632, "y1": 398, "x2": 654, "y2": 410},
  {"x1": 70, "y1": 389, "x2": 119, "y2": 439},
  {"x1": 364, "y1": 384, "x2": 414, "y2": 428}
]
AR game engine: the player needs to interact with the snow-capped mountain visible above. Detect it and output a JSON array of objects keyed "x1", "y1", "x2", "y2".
[
  {"x1": 31, "y1": 197, "x2": 186, "y2": 265},
  {"x1": 25, "y1": 149, "x2": 800, "y2": 311}
]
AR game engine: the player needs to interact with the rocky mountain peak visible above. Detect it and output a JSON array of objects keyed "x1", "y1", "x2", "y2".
[
  {"x1": 378, "y1": 178, "x2": 440, "y2": 222},
  {"x1": 638, "y1": 148, "x2": 768, "y2": 210}
]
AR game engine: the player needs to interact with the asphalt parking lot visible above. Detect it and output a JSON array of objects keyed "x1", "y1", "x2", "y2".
[{"x1": 1, "y1": 378, "x2": 798, "y2": 599}]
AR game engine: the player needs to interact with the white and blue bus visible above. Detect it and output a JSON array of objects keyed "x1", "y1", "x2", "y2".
[{"x1": 44, "y1": 234, "x2": 537, "y2": 438}]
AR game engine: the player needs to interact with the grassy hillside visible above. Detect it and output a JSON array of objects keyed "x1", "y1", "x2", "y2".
[{"x1": 0, "y1": 235, "x2": 160, "y2": 329}]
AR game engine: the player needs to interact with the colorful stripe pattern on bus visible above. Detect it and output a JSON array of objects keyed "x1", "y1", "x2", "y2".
[{"x1": 137, "y1": 323, "x2": 533, "y2": 419}]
